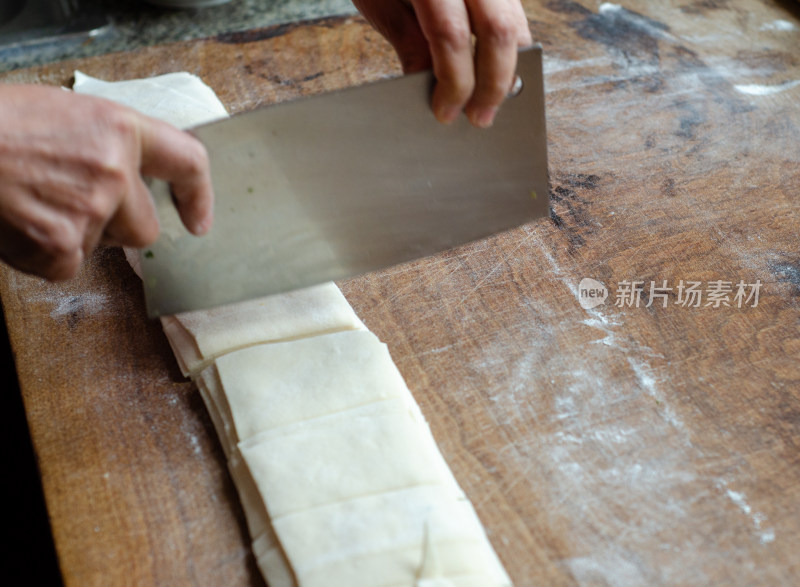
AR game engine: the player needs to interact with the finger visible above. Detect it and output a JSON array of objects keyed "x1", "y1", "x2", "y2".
[
  {"x1": 99, "y1": 235, "x2": 125, "y2": 248},
  {"x1": 352, "y1": 0, "x2": 433, "y2": 73},
  {"x1": 102, "y1": 175, "x2": 160, "y2": 249},
  {"x1": 509, "y1": 0, "x2": 533, "y2": 45},
  {"x1": 16, "y1": 246, "x2": 83, "y2": 281},
  {"x1": 42, "y1": 246, "x2": 84, "y2": 281},
  {"x1": 0, "y1": 212, "x2": 84, "y2": 281},
  {"x1": 411, "y1": 0, "x2": 475, "y2": 124},
  {"x1": 137, "y1": 115, "x2": 214, "y2": 235},
  {"x1": 464, "y1": 0, "x2": 531, "y2": 127}
]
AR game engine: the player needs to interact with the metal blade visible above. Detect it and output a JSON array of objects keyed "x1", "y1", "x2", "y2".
[{"x1": 141, "y1": 46, "x2": 548, "y2": 317}]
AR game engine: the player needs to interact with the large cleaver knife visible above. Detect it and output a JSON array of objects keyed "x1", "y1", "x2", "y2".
[{"x1": 142, "y1": 46, "x2": 548, "y2": 317}]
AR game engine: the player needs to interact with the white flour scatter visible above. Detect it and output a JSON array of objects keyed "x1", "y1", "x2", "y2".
[
  {"x1": 48, "y1": 293, "x2": 109, "y2": 319},
  {"x1": 734, "y1": 80, "x2": 800, "y2": 96},
  {"x1": 760, "y1": 20, "x2": 797, "y2": 32},
  {"x1": 718, "y1": 480, "x2": 776, "y2": 546}
]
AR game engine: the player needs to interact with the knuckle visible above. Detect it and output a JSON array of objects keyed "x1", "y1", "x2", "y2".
[
  {"x1": 46, "y1": 254, "x2": 82, "y2": 281},
  {"x1": 91, "y1": 104, "x2": 138, "y2": 179},
  {"x1": 430, "y1": 17, "x2": 472, "y2": 51},
  {"x1": 435, "y1": 67, "x2": 474, "y2": 101},
  {"x1": 128, "y1": 221, "x2": 160, "y2": 249},
  {"x1": 477, "y1": 14, "x2": 518, "y2": 46},
  {"x1": 26, "y1": 220, "x2": 83, "y2": 279},
  {"x1": 184, "y1": 139, "x2": 210, "y2": 175},
  {"x1": 449, "y1": 78, "x2": 475, "y2": 103},
  {"x1": 96, "y1": 148, "x2": 132, "y2": 189},
  {"x1": 83, "y1": 189, "x2": 116, "y2": 225},
  {"x1": 101, "y1": 101, "x2": 138, "y2": 139},
  {"x1": 37, "y1": 221, "x2": 80, "y2": 259},
  {"x1": 65, "y1": 185, "x2": 117, "y2": 229},
  {"x1": 481, "y1": 77, "x2": 513, "y2": 104}
]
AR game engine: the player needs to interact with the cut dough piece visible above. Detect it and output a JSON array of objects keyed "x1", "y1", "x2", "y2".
[
  {"x1": 162, "y1": 283, "x2": 365, "y2": 377},
  {"x1": 73, "y1": 71, "x2": 228, "y2": 129},
  {"x1": 227, "y1": 452, "x2": 270, "y2": 539},
  {"x1": 238, "y1": 398, "x2": 463, "y2": 519},
  {"x1": 196, "y1": 330, "x2": 410, "y2": 445},
  {"x1": 123, "y1": 247, "x2": 143, "y2": 279},
  {"x1": 271, "y1": 485, "x2": 511, "y2": 587},
  {"x1": 253, "y1": 530, "x2": 295, "y2": 587},
  {"x1": 206, "y1": 404, "x2": 295, "y2": 586},
  {"x1": 195, "y1": 374, "x2": 233, "y2": 457},
  {"x1": 195, "y1": 358, "x2": 237, "y2": 456}
]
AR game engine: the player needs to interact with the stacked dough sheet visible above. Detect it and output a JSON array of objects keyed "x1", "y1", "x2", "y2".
[{"x1": 75, "y1": 72, "x2": 511, "y2": 586}]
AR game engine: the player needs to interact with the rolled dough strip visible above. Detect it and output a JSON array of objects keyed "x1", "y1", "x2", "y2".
[
  {"x1": 74, "y1": 71, "x2": 297, "y2": 586},
  {"x1": 75, "y1": 71, "x2": 512, "y2": 587}
]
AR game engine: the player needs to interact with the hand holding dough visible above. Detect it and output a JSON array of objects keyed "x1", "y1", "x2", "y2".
[{"x1": 0, "y1": 83, "x2": 213, "y2": 280}]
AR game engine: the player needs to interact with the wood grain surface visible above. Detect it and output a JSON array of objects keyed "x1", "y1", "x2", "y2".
[{"x1": 1, "y1": 1, "x2": 799, "y2": 585}]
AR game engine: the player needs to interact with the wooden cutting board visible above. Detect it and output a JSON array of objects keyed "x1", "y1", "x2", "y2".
[{"x1": 1, "y1": 2, "x2": 799, "y2": 585}]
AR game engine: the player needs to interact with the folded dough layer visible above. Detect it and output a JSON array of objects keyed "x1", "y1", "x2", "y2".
[
  {"x1": 162, "y1": 284, "x2": 366, "y2": 377},
  {"x1": 271, "y1": 485, "x2": 511, "y2": 587},
  {"x1": 196, "y1": 329, "x2": 409, "y2": 446},
  {"x1": 238, "y1": 398, "x2": 462, "y2": 518}
]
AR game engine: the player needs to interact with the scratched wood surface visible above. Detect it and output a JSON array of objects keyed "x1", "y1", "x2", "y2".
[{"x1": 1, "y1": 1, "x2": 799, "y2": 585}]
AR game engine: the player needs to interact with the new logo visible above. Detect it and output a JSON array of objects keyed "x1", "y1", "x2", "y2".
[{"x1": 578, "y1": 278, "x2": 608, "y2": 309}]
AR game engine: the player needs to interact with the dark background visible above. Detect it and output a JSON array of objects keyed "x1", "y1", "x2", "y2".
[{"x1": 1, "y1": 303, "x2": 62, "y2": 585}]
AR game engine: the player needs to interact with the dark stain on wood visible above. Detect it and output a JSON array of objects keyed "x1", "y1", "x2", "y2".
[
  {"x1": 734, "y1": 49, "x2": 798, "y2": 72},
  {"x1": 568, "y1": 5, "x2": 754, "y2": 124},
  {"x1": 217, "y1": 23, "x2": 296, "y2": 44},
  {"x1": 301, "y1": 71, "x2": 324, "y2": 82},
  {"x1": 545, "y1": 0, "x2": 592, "y2": 15},
  {"x1": 216, "y1": 16, "x2": 342, "y2": 45},
  {"x1": 563, "y1": 172, "x2": 602, "y2": 190},
  {"x1": 64, "y1": 296, "x2": 82, "y2": 330},
  {"x1": 668, "y1": 44, "x2": 754, "y2": 115},
  {"x1": 548, "y1": 173, "x2": 602, "y2": 250},
  {"x1": 241, "y1": 69, "x2": 323, "y2": 87},
  {"x1": 673, "y1": 98, "x2": 705, "y2": 139},
  {"x1": 680, "y1": 0, "x2": 731, "y2": 15},
  {"x1": 770, "y1": 259, "x2": 800, "y2": 297},
  {"x1": 662, "y1": 177, "x2": 678, "y2": 197},
  {"x1": 571, "y1": 5, "x2": 669, "y2": 66}
]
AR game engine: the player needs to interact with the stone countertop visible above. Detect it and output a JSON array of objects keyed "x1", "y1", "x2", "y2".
[{"x1": 0, "y1": 0, "x2": 356, "y2": 74}]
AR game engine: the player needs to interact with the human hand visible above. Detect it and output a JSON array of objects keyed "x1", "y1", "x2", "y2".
[
  {"x1": 0, "y1": 84, "x2": 213, "y2": 280},
  {"x1": 353, "y1": 0, "x2": 532, "y2": 128}
]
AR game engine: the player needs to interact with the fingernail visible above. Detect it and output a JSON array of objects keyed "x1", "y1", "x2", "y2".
[
  {"x1": 193, "y1": 216, "x2": 212, "y2": 235},
  {"x1": 471, "y1": 107, "x2": 497, "y2": 129},
  {"x1": 436, "y1": 105, "x2": 461, "y2": 125}
]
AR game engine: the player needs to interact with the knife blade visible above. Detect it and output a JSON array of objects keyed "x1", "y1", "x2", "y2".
[{"x1": 141, "y1": 45, "x2": 548, "y2": 317}]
